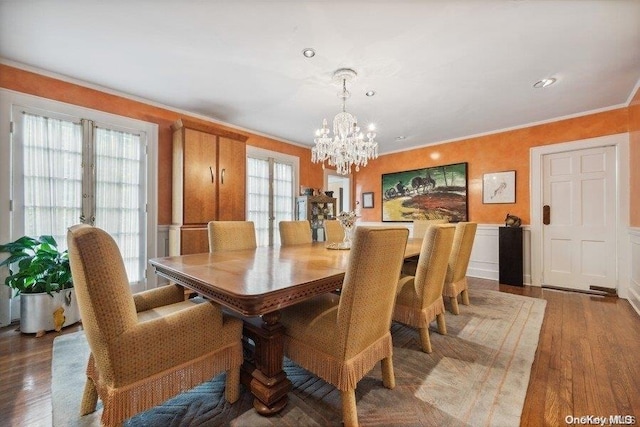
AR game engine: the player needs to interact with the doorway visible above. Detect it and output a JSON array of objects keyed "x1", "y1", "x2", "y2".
[
  {"x1": 324, "y1": 170, "x2": 351, "y2": 214},
  {"x1": 530, "y1": 133, "x2": 630, "y2": 294}
]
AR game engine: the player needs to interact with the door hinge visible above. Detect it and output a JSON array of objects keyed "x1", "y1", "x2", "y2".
[
  {"x1": 9, "y1": 121, "x2": 14, "y2": 134},
  {"x1": 9, "y1": 199, "x2": 12, "y2": 212}
]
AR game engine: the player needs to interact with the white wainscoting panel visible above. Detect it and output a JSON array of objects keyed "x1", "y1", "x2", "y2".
[
  {"x1": 468, "y1": 226, "x2": 499, "y2": 281},
  {"x1": 629, "y1": 228, "x2": 640, "y2": 316},
  {"x1": 357, "y1": 222, "x2": 531, "y2": 285}
]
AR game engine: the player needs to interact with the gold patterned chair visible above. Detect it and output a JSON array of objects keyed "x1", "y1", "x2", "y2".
[
  {"x1": 443, "y1": 222, "x2": 478, "y2": 314},
  {"x1": 278, "y1": 220, "x2": 313, "y2": 246},
  {"x1": 67, "y1": 224, "x2": 244, "y2": 426},
  {"x1": 323, "y1": 219, "x2": 344, "y2": 243},
  {"x1": 402, "y1": 218, "x2": 449, "y2": 276},
  {"x1": 393, "y1": 224, "x2": 455, "y2": 353},
  {"x1": 279, "y1": 227, "x2": 409, "y2": 427},
  {"x1": 208, "y1": 220, "x2": 257, "y2": 252}
]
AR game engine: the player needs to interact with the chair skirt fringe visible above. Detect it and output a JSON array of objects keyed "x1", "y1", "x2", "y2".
[
  {"x1": 393, "y1": 299, "x2": 445, "y2": 328},
  {"x1": 87, "y1": 341, "x2": 243, "y2": 426},
  {"x1": 285, "y1": 333, "x2": 393, "y2": 391}
]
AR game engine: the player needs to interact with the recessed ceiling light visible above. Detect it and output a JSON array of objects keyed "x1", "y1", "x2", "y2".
[
  {"x1": 302, "y1": 48, "x2": 315, "y2": 58},
  {"x1": 395, "y1": 136, "x2": 406, "y2": 141},
  {"x1": 365, "y1": 90, "x2": 376, "y2": 97},
  {"x1": 533, "y1": 78, "x2": 557, "y2": 88}
]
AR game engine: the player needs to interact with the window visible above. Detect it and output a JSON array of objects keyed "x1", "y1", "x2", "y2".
[
  {"x1": 247, "y1": 147, "x2": 298, "y2": 246},
  {"x1": 0, "y1": 90, "x2": 158, "y2": 296}
]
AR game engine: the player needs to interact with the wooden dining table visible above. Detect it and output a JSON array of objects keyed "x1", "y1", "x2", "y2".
[{"x1": 149, "y1": 236, "x2": 423, "y2": 415}]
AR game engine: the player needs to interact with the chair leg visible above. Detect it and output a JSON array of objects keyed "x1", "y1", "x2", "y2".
[
  {"x1": 381, "y1": 356, "x2": 395, "y2": 389},
  {"x1": 449, "y1": 296, "x2": 460, "y2": 315},
  {"x1": 461, "y1": 289, "x2": 470, "y2": 306},
  {"x1": 225, "y1": 365, "x2": 241, "y2": 403},
  {"x1": 80, "y1": 378, "x2": 98, "y2": 416},
  {"x1": 341, "y1": 389, "x2": 359, "y2": 427},
  {"x1": 419, "y1": 327, "x2": 433, "y2": 353},
  {"x1": 436, "y1": 313, "x2": 447, "y2": 335}
]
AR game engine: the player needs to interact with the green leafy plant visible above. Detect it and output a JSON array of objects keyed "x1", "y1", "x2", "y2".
[{"x1": 0, "y1": 235, "x2": 73, "y2": 295}]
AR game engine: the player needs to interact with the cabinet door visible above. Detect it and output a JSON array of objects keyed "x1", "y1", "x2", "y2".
[
  {"x1": 183, "y1": 129, "x2": 217, "y2": 224},
  {"x1": 180, "y1": 227, "x2": 210, "y2": 254},
  {"x1": 217, "y1": 137, "x2": 246, "y2": 220}
]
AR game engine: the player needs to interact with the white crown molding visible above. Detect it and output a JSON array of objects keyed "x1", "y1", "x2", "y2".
[{"x1": 0, "y1": 58, "x2": 308, "y2": 150}]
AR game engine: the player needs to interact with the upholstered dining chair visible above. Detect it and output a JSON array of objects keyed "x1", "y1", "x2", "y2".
[
  {"x1": 279, "y1": 220, "x2": 313, "y2": 246},
  {"x1": 323, "y1": 219, "x2": 344, "y2": 243},
  {"x1": 279, "y1": 227, "x2": 409, "y2": 427},
  {"x1": 67, "y1": 224, "x2": 244, "y2": 426},
  {"x1": 402, "y1": 218, "x2": 449, "y2": 276},
  {"x1": 208, "y1": 220, "x2": 257, "y2": 252},
  {"x1": 393, "y1": 224, "x2": 455, "y2": 353},
  {"x1": 443, "y1": 222, "x2": 478, "y2": 314}
]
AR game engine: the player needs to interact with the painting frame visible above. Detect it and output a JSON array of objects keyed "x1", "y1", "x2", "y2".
[
  {"x1": 483, "y1": 170, "x2": 516, "y2": 204},
  {"x1": 362, "y1": 192, "x2": 374, "y2": 208},
  {"x1": 381, "y1": 162, "x2": 468, "y2": 222}
]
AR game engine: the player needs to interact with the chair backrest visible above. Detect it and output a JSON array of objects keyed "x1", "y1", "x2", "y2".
[
  {"x1": 323, "y1": 220, "x2": 344, "y2": 243},
  {"x1": 414, "y1": 224, "x2": 456, "y2": 307},
  {"x1": 67, "y1": 224, "x2": 138, "y2": 380},
  {"x1": 413, "y1": 219, "x2": 449, "y2": 239},
  {"x1": 337, "y1": 226, "x2": 409, "y2": 359},
  {"x1": 279, "y1": 220, "x2": 313, "y2": 246},
  {"x1": 446, "y1": 222, "x2": 478, "y2": 284},
  {"x1": 208, "y1": 221, "x2": 257, "y2": 252}
]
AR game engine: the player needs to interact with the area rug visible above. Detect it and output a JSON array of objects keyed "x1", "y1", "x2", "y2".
[{"x1": 52, "y1": 289, "x2": 546, "y2": 426}]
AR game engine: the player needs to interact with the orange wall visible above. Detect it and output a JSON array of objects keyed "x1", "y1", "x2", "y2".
[
  {"x1": 2, "y1": 64, "x2": 635, "y2": 227},
  {"x1": 355, "y1": 109, "x2": 629, "y2": 225},
  {"x1": 629, "y1": 86, "x2": 640, "y2": 227},
  {"x1": 0, "y1": 64, "x2": 325, "y2": 224}
]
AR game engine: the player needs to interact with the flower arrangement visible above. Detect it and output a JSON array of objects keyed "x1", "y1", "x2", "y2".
[{"x1": 337, "y1": 211, "x2": 357, "y2": 229}]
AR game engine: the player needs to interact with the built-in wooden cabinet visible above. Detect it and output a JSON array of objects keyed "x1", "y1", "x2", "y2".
[
  {"x1": 169, "y1": 119, "x2": 248, "y2": 255},
  {"x1": 296, "y1": 195, "x2": 337, "y2": 241}
]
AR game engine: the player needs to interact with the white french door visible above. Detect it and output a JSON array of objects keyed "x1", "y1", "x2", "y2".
[
  {"x1": 11, "y1": 106, "x2": 148, "y2": 289},
  {"x1": 247, "y1": 147, "x2": 298, "y2": 247}
]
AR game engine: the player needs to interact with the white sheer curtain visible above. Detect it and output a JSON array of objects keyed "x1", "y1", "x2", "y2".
[
  {"x1": 94, "y1": 126, "x2": 145, "y2": 283},
  {"x1": 20, "y1": 113, "x2": 146, "y2": 284},
  {"x1": 247, "y1": 157, "x2": 271, "y2": 246},
  {"x1": 273, "y1": 161, "x2": 294, "y2": 246},
  {"x1": 247, "y1": 156, "x2": 294, "y2": 247},
  {"x1": 23, "y1": 113, "x2": 82, "y2": 249}
]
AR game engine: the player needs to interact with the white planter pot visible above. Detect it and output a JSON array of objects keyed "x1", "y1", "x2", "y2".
[{"x1": 20, "y1": 288, "x2": 81, "y2": 334}]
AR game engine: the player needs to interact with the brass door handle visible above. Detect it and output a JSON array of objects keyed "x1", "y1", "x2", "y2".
[
  {"x1": 543, "y1": 205, "x2": 550, "y2": 225},
  {"x1": 221, "y1": 168, "x2": 226, "y2": 184},
  {"x1": 209, "y1": 166, "x2": 214, "y2": 183}
]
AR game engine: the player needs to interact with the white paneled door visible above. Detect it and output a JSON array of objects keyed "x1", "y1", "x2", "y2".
[{"x1": 542, "y1": 146, "x2": 616, "y2": 291}]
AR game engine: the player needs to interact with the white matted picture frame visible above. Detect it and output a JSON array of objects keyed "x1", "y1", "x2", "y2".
[
  {"x1": 483, "y1": 171, "x2": 516, "y2": 204},
  {"x1": 362, "y1": 192, "x2": 374, "y2": 208}
]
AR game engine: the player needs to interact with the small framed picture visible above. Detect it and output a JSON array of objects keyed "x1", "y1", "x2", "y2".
[
  {"x1": 483, "y1": 171, "x2": 516, "y2": 204},
  {"x1": 362, "y1": 192, "x2": 374, "y2": 208}
]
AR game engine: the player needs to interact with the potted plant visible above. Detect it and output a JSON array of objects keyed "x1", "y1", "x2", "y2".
[{"x1": 0, "y1": 235, "x2": 80, "y2": 335}]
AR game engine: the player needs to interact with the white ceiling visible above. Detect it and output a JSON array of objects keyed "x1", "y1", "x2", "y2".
[{"x1": 1, "y1": 0, "x2": 639, "y2": 154}]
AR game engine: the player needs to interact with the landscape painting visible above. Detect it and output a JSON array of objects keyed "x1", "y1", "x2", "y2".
[{"x1": 382, "y1": 162, "x2": 468, "y2": 222}]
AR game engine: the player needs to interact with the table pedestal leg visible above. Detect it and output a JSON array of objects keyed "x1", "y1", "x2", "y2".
[{"x1": 241, "y1": 310, "x2": 292, "y2": 415}]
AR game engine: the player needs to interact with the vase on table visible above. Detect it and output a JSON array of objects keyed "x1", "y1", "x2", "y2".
[{"x1": 337, "y1": 211, "x2": 357, "y2": 249}]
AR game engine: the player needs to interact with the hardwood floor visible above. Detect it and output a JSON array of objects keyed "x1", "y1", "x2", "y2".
[{"x1": 1, "y1": 278, "x2": 639, "y2": 426}]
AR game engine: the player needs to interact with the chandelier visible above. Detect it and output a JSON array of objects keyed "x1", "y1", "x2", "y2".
[{"x1": 311, "y1": 68, "x2": 378, "y2": 175}]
